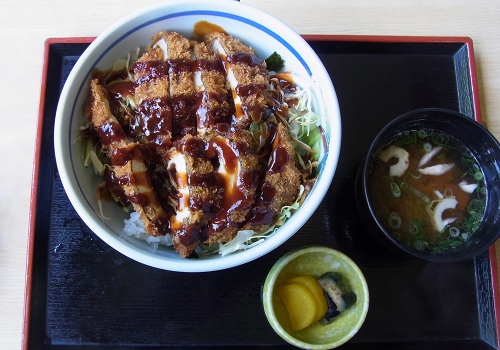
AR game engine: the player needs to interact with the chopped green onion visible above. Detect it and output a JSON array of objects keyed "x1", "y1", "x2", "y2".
[
  {"x1": 468, "y1": 198, "x2": 485, "y2": 213},
  {"x1": 414, "y1": 240, "x2": 426, "y2": 251},
  {"x1": 408, "y1": 220, "x2": 421, "y2": 235},
  {"x1": 388, "y1": 212, "x2": 402, "y2": 229},
  {"x1": 390, "y1": 182, "x2": 401, "y2": 198},
  {"x1": 449, "y1": 227, "x2": 460, "y2": 238},
  {"x1": 410, "y1": 171, "x2": 422, "y2": 179},
  {"x1": 417, "y1": 129, "x2": 427, "y2": 138},
  {"x1": 433, "y1": 133, "x2": 450, "y2": 146},
  {"x1": 443, "y1": 188, "x2": 453, "y2": 198}
]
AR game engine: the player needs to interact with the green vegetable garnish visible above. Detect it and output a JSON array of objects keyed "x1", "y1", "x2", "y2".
[{"x1": 265, "y1": 51, "x2": 285, "y2": 72}]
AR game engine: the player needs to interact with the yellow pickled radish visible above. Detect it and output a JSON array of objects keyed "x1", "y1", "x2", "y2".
[
  {"x1": 285, "y1": 275, "x2": 328, "y2": 322},
  {"x1": 276, "y1": 283, "x2": 318, "y2": 331}
]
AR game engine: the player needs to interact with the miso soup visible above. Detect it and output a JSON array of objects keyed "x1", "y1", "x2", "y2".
[{"x1": 368, "y1": 129, "x2": 487, "y2": 253}]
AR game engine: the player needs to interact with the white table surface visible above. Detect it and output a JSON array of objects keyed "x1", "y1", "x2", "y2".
[{"x1": 1, "y1": 0, "x2": 499, "y2": 348}]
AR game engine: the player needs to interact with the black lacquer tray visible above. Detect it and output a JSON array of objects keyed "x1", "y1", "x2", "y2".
[{"x1": 24, "y1": 36, "x2": 500, "y2": 349}]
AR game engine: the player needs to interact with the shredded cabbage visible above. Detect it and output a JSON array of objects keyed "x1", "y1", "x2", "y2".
[
  {"x1": 218, "y1": 230, "x2": 266, "y2": 257},
  {"x1": 211, "y1": 185, "x2": 306, "y2": 256},
  {"x1": 285, "y1": 75, "x2": 324, "y2": 170}
]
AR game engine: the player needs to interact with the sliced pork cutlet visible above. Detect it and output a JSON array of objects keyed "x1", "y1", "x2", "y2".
[
  {"x1": 191, "y1": 40, "x2": 232, "y2": 133},
  {"x1": 149, "y1": 31, "x2": 198, "y2": 140},
  {"x1": 133, "y1": 35, "x2": 172, "y2": 156},
  {"x1": 86, "y1": 79, "x2": 172, "y2": 237},
  {"x1": 202, "y1": 125, "x2": 262, "y2": 245},
  {"x1": 245, "y1": 122, "x2": 302, "y2": 233},
  {"x1": 206, "y1": 32, "x2": 270, "y2": 129},
  {"x1": 167, "y1": 134, "x2": 221, "y2": 257}
]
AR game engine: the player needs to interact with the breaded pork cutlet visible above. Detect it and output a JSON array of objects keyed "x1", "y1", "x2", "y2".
[
  {"x1": 151, "y1": 31, "x2": 198, "y2": 139},
  {"x1": 244, "y1": 123, "x2": 302, "y2": 233},
  {"x1": 133, "y1": 37, "x2": 172, "y2": 155},
  {"x1": 167, "y1": 134, "x2": 221, "y2": 257},
  {"x1": 191, "y1": 40, "x2": 233, "y2": 132},
  {"x1": 206, "y1": 32, "x2": 270, "y2": 129},
  {"x1": 86, "y1": 79, "x2": 172, "y2": 237},
  {"x1": 203, "y1": 126, "x2": 262, "y2": 245}
]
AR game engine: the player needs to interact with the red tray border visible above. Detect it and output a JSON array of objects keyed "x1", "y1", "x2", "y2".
[{"x1": 23, "y1": 35, "x2": 498, "y2": 350}]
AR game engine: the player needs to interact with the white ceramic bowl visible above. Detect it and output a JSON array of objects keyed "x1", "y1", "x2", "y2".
[{"x1": 54, "y1": 0, "x2": 341, "y2": 272}]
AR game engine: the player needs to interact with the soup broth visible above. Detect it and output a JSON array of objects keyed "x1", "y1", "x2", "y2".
[{"x1": 368, "y1": 129, "x2": 487, "y2": 253}]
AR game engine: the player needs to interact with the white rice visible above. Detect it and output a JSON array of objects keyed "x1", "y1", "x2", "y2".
[{"x1": 123, "y1": 212, "x2": 173, "y2": 249}]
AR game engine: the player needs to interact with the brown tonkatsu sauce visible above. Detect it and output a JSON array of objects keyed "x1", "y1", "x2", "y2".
[
  {"x1": 170, "y1": 95, "x2": 198, "y2": 138},
  {"x1": 193, "y1": 20, "x2": 227, "y2": 41},
  {"x1": 196, "y1": 92, "x2": 233, "y2": 128},
  {"x1": 106, "y1": 81, "x2": 135, "y2": 100},
  {"x1": 110, "y1": 147, "x2": 133, "y2": 166},
  {"x1": 136, "y1": 97, "x2": 172, "y2": 146},
  {"x1": 246, "y1": 206, "x2": 277, "y2": 227},
  {"x1": 97, "y1": 121, "x2": 127, "y2": 146},
  {"x1": 192, "y1": 59, "x2": 225, "y2": 74},
  {"x1": 259, "y1": 182, "x2": 277, "y2": 205},
  {"x1": 103, "y1": 169, "x2": 129, "y2": 206},
  {"x1": 269, "y1": 146, "x2": 289, "y2": 174},
  {"x1": 227, "y1": 52, "x2": 265, "y2": 67},
  {"x1": 134, "y1": 61, "x2": 170, "y2": 85},
  {"x1": 236, "y1": 83, "x2": 268, "y2": 97}
]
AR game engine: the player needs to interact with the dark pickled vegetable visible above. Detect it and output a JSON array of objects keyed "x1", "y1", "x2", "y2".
[
  {"x1": 317, "y1": 272, "x2": 357, "y2": 325},
  {"x1": 321, "y1": 290, "x2": 340, "y2": 324}
]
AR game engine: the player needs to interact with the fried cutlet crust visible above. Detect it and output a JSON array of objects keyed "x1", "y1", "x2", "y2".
[
  {"x1": 154, "y1": 31, "x2": 198, "y2": 139},
  {"x1": 244, "y1": 123, "x2": 302, "y2": 233},
  {"x1": 207, "y1": 32, "x2": 255, "y2": 55},
  {"x1": 202, "y1": 126, "x2": 262, "y2": 245},
  {"x1": 192, "y1": 41, "x2": 232, "y2": 130},
  {"x1": 205, "y1": 32, "x2": 270, "y2": 129},
  {"x1": 263, "y1": 123, "x2": 302, "y2": 213},
  {"x1": 133, "y1": 40, "x2": 173, "y2": 153},
  {"x1": 168, "y1": 134, "x2": 220, "y2": 257},
  {"x1": 134, "y1": 45, "x2": 169, "y2": 105},
  {"x1": 87, "y1": 79, "x2": 171, "y2": 237}
]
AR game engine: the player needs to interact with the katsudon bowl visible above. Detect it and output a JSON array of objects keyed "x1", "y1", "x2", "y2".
[{"x1": 54, "y1": 0, "x2": 341, "y2": 272}]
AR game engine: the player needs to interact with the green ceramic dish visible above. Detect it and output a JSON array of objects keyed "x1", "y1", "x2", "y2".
[{"x1": 262, "y1": 246, "x2": 369, "y2": 349}]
